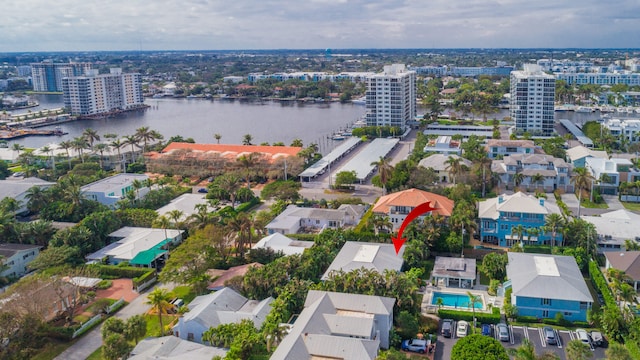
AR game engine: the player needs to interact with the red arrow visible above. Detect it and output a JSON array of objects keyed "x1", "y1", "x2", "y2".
[{"x1": 391, "y1": 201, "x2": 437, "y2": 254}]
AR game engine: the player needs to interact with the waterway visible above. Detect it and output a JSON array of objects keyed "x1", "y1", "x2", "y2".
[{"x1": 10, "y1": 95, "x2": 366, "y2": 154}]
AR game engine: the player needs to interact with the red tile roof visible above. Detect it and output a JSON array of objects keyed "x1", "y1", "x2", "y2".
[{"x1": 372, "y1": 188, "x2": 454, "y2": 217}]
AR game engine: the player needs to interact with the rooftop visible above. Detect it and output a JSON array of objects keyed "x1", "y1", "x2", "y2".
[
  {"x1": 0, "y1": 243, "x2": 41, "y2": 259},
  {"x1": 321, "y1": 241, "x2": 404, "y2": 280},
  {"x1": 334, "y1": 138, "x2": 399, "y2": 181},
  {"x1": 252, "y1": 233, "x2": 314, "y2": 256},
  {"x1": 478, "y1": 192, "x2": 559, "y2": 220},
  {"x1": 129, "y1": 336, "x2": 227, "y2": 360},
  {"x1": 604, "y1": 251, "x2": 640, "y2": 281},
  {"x1": 80, "y1": 173, "x2": 148, "y2": 193},
  {"x1": 432, "y1": 256, "x2": 477, "y2": 280},
  {"x1": 0, "y1": 177, "x2": 54, "y2": 200},
  {"x1": 372, "y1": 188, "x2": 454, "y2": 217},
  {"x1": 149, "y1": 142, "x2": 302, "y2": 163}
]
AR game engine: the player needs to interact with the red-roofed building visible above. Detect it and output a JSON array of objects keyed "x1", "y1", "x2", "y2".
[
  {"x1": 146, "y1": 142, "x2": 302, "y2": 177},
  {"x1": 372, "y1": 188, "x2": 454, "y2": 230}
]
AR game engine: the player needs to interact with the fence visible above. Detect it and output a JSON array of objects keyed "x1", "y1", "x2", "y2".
[
  {"x1": 136, "y1": 276, "x2": 157, "y2": 293},
  {"x1": 72, "y1": 314, "x2": 102, "y2": 339},
  {"x1": 107, "y1": 297, "x2": 126, "y2": 314}
]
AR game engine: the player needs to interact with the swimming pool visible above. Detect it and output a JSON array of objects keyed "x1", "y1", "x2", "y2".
[{"x1": 431, "y1": 291, "x2": 483, "y2": 309}]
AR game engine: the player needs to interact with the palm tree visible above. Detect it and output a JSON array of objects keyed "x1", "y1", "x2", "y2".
[
  {"x1": 167, "y1": 209, "x2": 184, "y2": 225},
  {"x1": 370, "y1": 156, "x2": 394, "y2": 194},
  {"x1": 214, "y1": 133, "x2": 222, "y2": 144},
  {"x1": 226, "y1": 212, "x2": 253, "y2": 259},
  {"x1": 82, "y1": 128, "x2": 100, "y2": 151},
  {"x1": 237, "y1": 153, "x2": 261, "y2": 189},
  {"x1": 39, "y1": 145, "x2": 53, "y2": 170},
  {"x1": 571, "y1": 167, "x2": 595, "y2": 217},
  {"x1": 445, "y1": 156, "x2": 464, "y2": 185},
  {"x1": 513, "y1": 172, "x2": 525, "y2": 189},
  {"x1": 135, "y1": 127, "x2": 154, "y2": 154},
  {"x1": 466, "y1": 291, "x2": 481, "y2": 333},
  {"x1": 11, "y1": 143, "x2": 24, "y2": 158},
  {"x1": 242, "y1": 133, "x2": 253, "y2": 145},
  {"x1": 145, "y1": 288, "x2": 173, "y2": 336},
  {"x1": 153, "y1": 215, "x2": 171, "y2": 241},
  {"x1": 93, "y1": 143, "x2": 109, "y2": 170},
  {"x1": 544, "y1": 213, "x2": 565, "y2": 247},
  {"x1": 508, "y1": 338, "x2": 560, "y2": 360},
  {"x1": 511, "y1": 224, "x2": 526, "y2": 248},
  {"x1": 71, "y1": 136, "x2": 88, "y2": 163},
  {"x1": 110, "y1": 139, "x2": 124, "y2": 172},
  {"x1": 565, "y1": 339, "x2": 592, "y2": 360},
  {"x1": 59, "y1": 140, "x2": 73, "y2": 170},
  {"x1": 25, "y1": 186, "x2": 48, "y2": 213},
  {"x1": 436, "y1": 297, "x2": 444, "y2": 309},
  {"x1": 122, "y1": 135, "x2": 139, "y2": 164},
  {"x1": 532, "y1": 173, "x2": 545, "y2": 191}
]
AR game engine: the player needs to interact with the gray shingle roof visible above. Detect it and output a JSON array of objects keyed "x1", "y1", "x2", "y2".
[
  {"x1": 129, "y1": 336, "x2": 227, "y2": 360},
  {"x1": 507, "y1": 253, "x2": 593, "y2": 302},
  {"x1": 321, "y1": 242, "x2": 404, "y2": 280},
  {"x1": 604, "y1": 251, "x2": 640, "y2": 281}
]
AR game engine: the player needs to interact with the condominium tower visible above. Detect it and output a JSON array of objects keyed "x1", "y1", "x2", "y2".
[
  {"x1": 62, "y1": 68, "x2": 144, "y2": 116},
  {"x1": 510, "y1": 64, "x2": 556, "y2": 136},
  {"x1": 365, "y1": 64, "x2": 416, "y2": 128},
  {"x1": 30, "y1": 62, "x2": 93, "y2": 92}
]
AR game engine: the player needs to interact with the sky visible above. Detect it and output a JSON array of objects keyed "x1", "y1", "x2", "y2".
[{"x1": 3, "y1": 0, "x2": 640, "y2": 52}]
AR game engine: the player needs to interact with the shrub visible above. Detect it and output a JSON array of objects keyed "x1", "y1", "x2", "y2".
[
  {"x1": 133, "y1": 270, "x2": 156, "y2": 288},
  {"x1": 236, "y1": 197, "x2": 260, "y2": 213},
  {"x1": 488, "y1": 279, "x2": 500, "y2": 296},
  {"x1": 588, "y1": 260, "x2": 616, "y2": 308},
  {"x1": 437, "y1": 309, "x2": 501, "y2": 324},
  {"x1": 88, "y1": 298, "x2": 114, "y2": 315},
  {"x1": 419, "y1": 315, "x2": 440, "y2": 334},
  {"x1": 91, "y1": 264, "x2": 151, "y2": 279},
  {"x1": 97, "y1": 280, "x2": 113, "y2": 290}
]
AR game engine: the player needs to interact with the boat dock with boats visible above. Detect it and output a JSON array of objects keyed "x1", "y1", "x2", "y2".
[{"x1": 0, "y1": 126, "x2": 67, "y2": 140}]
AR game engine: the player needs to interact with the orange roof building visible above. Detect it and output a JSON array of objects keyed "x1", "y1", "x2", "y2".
[{"x1": 372, "y1": 188, "x2": 454, "y2": 230}]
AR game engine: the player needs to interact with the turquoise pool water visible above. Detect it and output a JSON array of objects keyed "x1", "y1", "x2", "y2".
[{"x1": 431, "y1": 292, "x2": 482, "y2": 309}]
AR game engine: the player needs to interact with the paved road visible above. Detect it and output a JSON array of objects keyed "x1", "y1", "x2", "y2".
[{"x1": 54, "y1": 283, "x2": 177, "y2": 360}]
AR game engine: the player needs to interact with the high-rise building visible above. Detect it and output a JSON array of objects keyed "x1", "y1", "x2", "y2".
[
  {"x1": 510, "y1": 64, "x2": 556, "y2": 136},
  {"x1": 365, "y1": 64, "x2": 416, "y2": 128},
  {"x1": 30, "y1": 62, "x2": 93, "y2": 92},
  {"x1": 62, "y1": 68, "x2": 144, "y2": 116}
]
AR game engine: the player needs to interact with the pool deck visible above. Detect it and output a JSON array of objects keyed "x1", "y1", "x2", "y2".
[{"x1": 420, "y1": 283, "x2": 503, "y2": 315}]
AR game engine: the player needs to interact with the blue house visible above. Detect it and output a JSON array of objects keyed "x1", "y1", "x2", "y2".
[
  {"x1": 478, "y1": 192, "x2": 562, "y2": 248},
  {"x1": 505, "y1": 253, "x2": 593, "y2": 322}
]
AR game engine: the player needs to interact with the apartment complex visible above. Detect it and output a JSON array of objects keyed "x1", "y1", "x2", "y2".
[
  {"x1": 510, "y1": 64, "x2": 556, "y2": 136},
  {"x1": 62, "y1": 68, "x2": 144, "y2": 116},
  {"x1": 365, "y1": 64, "x2": 416, "y2": 127},
  {"x1": 30, "y1": 62, "x2": 93, "y2": 92},
  {"x1": 555, "y1": 72, "x2": 640, "y2": 86}
]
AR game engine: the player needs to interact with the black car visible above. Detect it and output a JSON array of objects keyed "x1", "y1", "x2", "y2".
[{"x1": 441, "y1": 319, "x2": 454, "y2": 338}]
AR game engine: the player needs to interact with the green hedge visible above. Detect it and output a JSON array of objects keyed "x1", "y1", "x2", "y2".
[
  {"x1": 91, "y1": 264, "x2": 152, "y2": 279},
  {"x1": 133, "y1": 270, "x2": 157, "y2": 287},
  {"x1": 516, "y1": 316, "x2": 589, "y2": 328},
  {"x1": 522, "y1": 245, "x2": 553, "y2": 254},
  {"x1": 625, "y1": 337, "x2": 640, "y2": 359},
  {"x1": 588, "y1": 260, "x2": 616, "y2": 308},
  {"x1": 437, "y1": 309, "x2": 501, "y2": 324},
  {"x1": 236, "y1": 197, "x2": 260, "y2": 213}
]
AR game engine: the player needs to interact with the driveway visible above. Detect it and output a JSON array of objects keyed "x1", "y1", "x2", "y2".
[{"x1": 96, "y1": 278, "x2": 138, "y2": 303}]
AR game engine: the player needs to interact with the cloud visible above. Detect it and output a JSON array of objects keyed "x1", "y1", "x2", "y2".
[{"x1": 2, "y1": 0, "x2": 640, "y2": 51}]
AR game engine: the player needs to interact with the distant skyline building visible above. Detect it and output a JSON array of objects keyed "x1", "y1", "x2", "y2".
[
  {"x1": 510, "y1": 64, "x2": 555, "y2": 136},
  {"x1": 411, "y1": 65, "x2": 513, "y2": 77},
  {"x1": 30, "y1": 61, "x2": 93, "y2": 92},
  {"x1": 555, "y1": 72, "x2": 640, "y2": 86},
  {"x1": 365, "y1": 64, "x2": 416, "y2": 128},
  {"x1": 62, "y1": 68, "x2": 144, "y2": 116}
]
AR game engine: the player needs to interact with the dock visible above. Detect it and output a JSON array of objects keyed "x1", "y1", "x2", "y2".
[{"x1": 0, "y1": 127, "x2": 67, "y2": 140}]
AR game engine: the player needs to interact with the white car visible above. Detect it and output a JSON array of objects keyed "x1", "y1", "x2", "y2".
[
  {"x1": 576, "y1": 329, "x2": 592, "y2": 347},
  {"x1": 456, "y1": 320, "x2": 468, "y2": 338}
]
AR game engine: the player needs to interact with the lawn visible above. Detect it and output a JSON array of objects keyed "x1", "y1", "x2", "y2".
[
  {"x1": 31, "y1": 340, "x2": 76, "y2": 360},
  {"x1": 170, "y1": 285, "x2": 197, "y2": 304},
  {"x1": 580, "y1": 199, "x2": 608, "y2": 209},
  {"x1": 145, "y1": 313, "x2": 179, "y2": 337},
  {"x1": 479, "y1": 272, "x2": 491, "y2": 286},
  {"x1": 622, "y1": 201, "x2": 640, "y2": 211},
  {"x1": 86, "y1": 347, "x2": 103, "y2": 360}
]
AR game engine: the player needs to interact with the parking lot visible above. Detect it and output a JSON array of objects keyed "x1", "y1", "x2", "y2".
[{"x1": 435, "y1": 320, "x2": 606, "y2": 360}]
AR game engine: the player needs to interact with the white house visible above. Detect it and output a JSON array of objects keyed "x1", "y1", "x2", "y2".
[
  {"x1": 86, "y1": 227, "x2": 184, "y2": 268},
  {"x1": 485, "y1": 139, "x2": 536, "y2": 159},
  {"x1": 321, "y1": 242, "x2": 404, "y2": 281},
  {"x1": 81, "y1": 173, "x2": 150, "y2": 208},
  {"x1": 585, "y1": 157, "x2": 640, "y2": 195},
  {"x1": 581, "y1": 209, "x2": 640, "y2": 253},
  {"x1": 491, "y1": 153, "x2": 572, "y2": 192},
  {"x1": 129, "y1": 336, "x2": 228, "y2": 360},
  {"x1": 271, "y1": 290, "x2": 395, "y2": 359},
  {"x1": 265, "y1": 204, "x2": 366, "y2": 235},
  {"x1": 252, "y1": 233, "x2": 314, "y2": 256},
  {"x1": 422, "y1": 136, "x2": 462, "y2": 155},
  {"x1": 0, "y1": 177, "x2": 55, "y2": 214},
  {"x1": 418, "y1": 154, "x2": 472, "y2": 183},
  {"x1": 0, "y1": 244, "x2": 41, "y2": 278},
  {"x1": 172, "y1": 287, "x2": 273, "y2": 344}
]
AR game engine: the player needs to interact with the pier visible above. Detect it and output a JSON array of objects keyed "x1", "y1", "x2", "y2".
[{"x1": 0, "y1": 127, "x2": 67, "y2": 140}]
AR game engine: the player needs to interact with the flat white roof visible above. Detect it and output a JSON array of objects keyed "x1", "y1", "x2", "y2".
[
  {"x1": 353, "y1": 244, "x2": 379, "y2": 263},
  {"x1": 534, "y1": 256, "x2": 560, "y2": 277},
  {"x1": 81, "y1": 173, "x2": 148, "y2": 193},
  {"x1": 334, "y1": 138, "x2": 399, "y2": 181}
]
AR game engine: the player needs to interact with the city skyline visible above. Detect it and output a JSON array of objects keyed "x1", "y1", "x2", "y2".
[{"x1": 3, "y1": 0, "x2": 640, "y2": 52}]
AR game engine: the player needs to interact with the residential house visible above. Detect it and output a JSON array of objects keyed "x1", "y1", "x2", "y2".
[
  {"x1": 129, "y1": 336, "x2": 228, "y2": 360},
  {"x1": 372, "y1": 188, "x2": 454, "y2": 230},
  {"x1": 86, "y1": 227, "x2": 184, "y2": 268},
  {"x1": 0, "y1": 177, "x2": 55, "y2": 214},
  {"x1": 505, "y1": 253, "x2": 593, "y2": 322},
  {"x1": 431, "y1": 256, "x2": 477, "y2": 288},
  {"x1": 265, "y1": 204, "x2": 366, "y2": 235},
  {"x1": 81, "y1": 173, "x2": 150, "y2": 208},
  {"x1": 321, "y1": 242, "x2": 404, "y2": 281},
  {"x1": 271, "y1": 290, "x2": 395, "y2": 360},
  {"x1": 604, "y1": 251, "x2": 640, "y2": 291},
  {"x1": 485, "y1": 139, "x2": 536, "y2": 159},
  {"x1": 581, "y1": 210, "x2": 640, "y2": 253},
  {"x1": 565, "y1": 145, "x2": 608, "y2": 169},
  {"x1": 491, "y1": 153, "x2": 572, "y2": 192},
  {"x1": 172, "y1": 287, "x2": 273, "y2": 343},
  {"x1": 418, "y1": 154, "x2": 472, "y2": 183},
  {"x1": 156, "y1": 193, "x2": 215, "y2": 224},
  {"x1": 478, "y1": 192, "x2": 562, "y2": 247},
  {"x1": 0, "y1": 244, "x2": 41, "y2": 278},
  {"x1": 422, "y1": 136, "x2": 462, "y2": 155},
  {"x1": 251, "y1": 233, "x2": 314, "y2": 256},
  {"x1": 585, "y1": 157, "x2": 640, "y2": 195}
]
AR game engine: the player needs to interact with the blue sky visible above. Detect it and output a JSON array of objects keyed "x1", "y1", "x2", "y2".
[{"x1": 3, "y1": 0, "x2": 640, "y2": 51}]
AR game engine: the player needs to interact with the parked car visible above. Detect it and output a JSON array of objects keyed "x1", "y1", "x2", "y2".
[
  {"x1": 481, "y1": 324, "x2": 492, "y2": 336},
  {"x1": 401, "y1": 339, "x2": 427, "y2": 353},
  {"x1": 496, "y1": 323, "x2": 510, "y2": 342},
  {"x1": 197, "y1": 187, "x2": 208, "y2": 193},
  {"x1": 456, "y1": 320, "x2": 468, "y2": 338},
  {"x1": 590, "y1": 331, "x2": 605, "y2": 347},
  {"x1": 441, "y1": 319, "x2": 454, "y2": 338},
  {"x1": 576, "y1": 329, "x2": 592, "y2": 347},
  {"x1": 543, "y1": 326, "x2": 557, "y2": 345}
]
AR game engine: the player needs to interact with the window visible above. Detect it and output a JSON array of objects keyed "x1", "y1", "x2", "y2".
[
  {"x1": 187, "y1": 333, "x2": 194, "y2": 341},
  {"x1": 542, "y1": 298, "x2": 551, "y2": 306},
  {"x1": 542, "y1": 310, "x2": 549, "y2": 317}
]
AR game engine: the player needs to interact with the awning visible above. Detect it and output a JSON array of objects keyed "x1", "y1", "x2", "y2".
[{"x1": 130, "y1": 239, "x2": 169, "y2": 266}]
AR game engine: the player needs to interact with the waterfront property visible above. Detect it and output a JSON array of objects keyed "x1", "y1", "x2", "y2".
[
  {"x1": 81, "y1": 173, "x2": 150, "y2": 208},
  {"x1": 604, "y1": 251, "x2": 640, "y2": 291},
  {"x1": 372, "y1": 188, "x2": 454, "y2": 230},
  {"x1": 478, "y1": 192, "x2": 562, "y2": 247},
  {"x1": 173, "y1": 287, "x2": 273, "y2": 344},
  {"x1": 30, "y1": 61, "x2": 93, "y2": 92},
  {"x1": 321, "y1": 242, "x2": 404, "y2": 280},
  {"x1": 0, "y1": 244, "x2": 42, "y2": 279},
  {"x1": 271, "y1": 290, "x2": 395, "y2": 359},
  {"x1": 365, "y1": 64, "x2": 417, "y2": 128},
  {"x1": 86, "y1": 227, "x2": 184, "y2": 268},
  {"x1": 505, "y1": 253, "x2": 593, "y2": 322},
  {"x1": 431, "y1": 256, "x2": 477, "y2": 289},
  {"x1": 418, "y1": 154, "x2": 472, "y2": 183},
  {"x1": 491, "y1": 153, "x2": 572, "y2": 192},
  {"x1": 510, "y1": 64, "x2": 555, "y2": 136}
]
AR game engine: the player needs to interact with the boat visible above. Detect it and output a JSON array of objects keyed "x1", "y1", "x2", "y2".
[
  {"x1": 554, "y1": 104, "x2": 575, "y2": 112},
  {"x1": 575, "y1": 106, "x2": 593, "y2": 113},
  {"x1": 152, "y1": 94, "x2": 164, "y2": 99},
  {"x1": 352, "y1": 96, "x2": 366, "y2": 105},
  {"x1": 330, "y1": 133, "x2": 345, "y2": 141}
]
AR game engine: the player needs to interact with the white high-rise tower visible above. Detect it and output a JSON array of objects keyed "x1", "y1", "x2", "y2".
[
  {"x1": 510, "y1": 64, "x2": 556, "y2": 136},
  {"x1": 365, "y1": 64, "x2": 416, "y2": 128}
]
